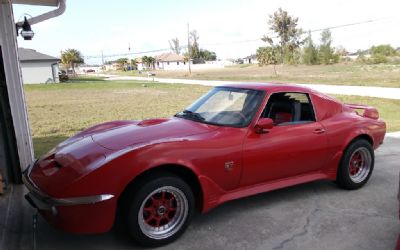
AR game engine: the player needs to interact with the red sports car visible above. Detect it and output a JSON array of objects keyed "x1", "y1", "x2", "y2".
[{"x1": 23, "y1": 83, "x2": 386, "y2": 247}]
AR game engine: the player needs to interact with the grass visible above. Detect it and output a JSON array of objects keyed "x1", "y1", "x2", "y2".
[
  {"x1": 332, "y1": 94, "x2": 400, "y2": 132},
  {"x1": 66, "y1": 76, "x2": 107, "y2": 82},
  {"x1": 118, "y1": 63, "x2": 400, "y2": 88},
  {"x1": 24, "y1": 79, "x2": 400, "y2": 157},
  {"x1": 25, "y1": 80, "x2": 210, "y2": 156}
]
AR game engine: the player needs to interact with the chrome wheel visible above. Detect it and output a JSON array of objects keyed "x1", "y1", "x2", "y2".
[
  {"x1": 348, "y1": 147, "x2": 372, "y2": 183},
  {"x1": 138, "y1": 186, "x2": 188, "y2": 240}
]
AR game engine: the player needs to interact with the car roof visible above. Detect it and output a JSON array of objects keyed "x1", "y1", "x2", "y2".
[{"x1": 218, "y1": 82, "x2": 316, "y2": 94}]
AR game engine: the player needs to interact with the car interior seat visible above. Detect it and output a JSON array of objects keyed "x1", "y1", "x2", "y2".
[{"x1": 268, "y1": 101, "x2": 294, "y2": 124}]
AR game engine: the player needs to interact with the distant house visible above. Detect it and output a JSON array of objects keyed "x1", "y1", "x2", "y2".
[
  {"x1": 136, "y1": 57, "x2": 146, "y2": 71},
  {"x1": 18, "y1": 48, "x2": 60, "y2": 84},
  {"x1": 104, "y1": 62, "x2": 120, "y2": 71},
  {"x1": 155, "y1": 53, "x2": 191, "y2": 70},
  {"x1": 243, "y1": 54, "x2": 258, "y2": 64},
  {"x1": 347, "y1": 50, "x2": 371, "y2": 60},
  {"x1": 77, "y1": 65, "x2": 103, "y2": 73}
]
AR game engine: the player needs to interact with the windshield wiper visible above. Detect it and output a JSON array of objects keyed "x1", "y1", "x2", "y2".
[{"x1": 175, "y1": 110, "x2": 205, "y2": 121}]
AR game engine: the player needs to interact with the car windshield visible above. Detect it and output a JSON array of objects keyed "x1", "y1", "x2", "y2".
[{"x1": 175, "y1": 87, "x2": 265, "y2": 127}]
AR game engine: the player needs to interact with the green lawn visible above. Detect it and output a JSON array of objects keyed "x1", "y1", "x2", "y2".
[
  {"x1": 25, "y1": 80, "x2": 400, "y2": 157},
  {"x1": 118, "y1": 63, "x2": 400, "y2": 88}
]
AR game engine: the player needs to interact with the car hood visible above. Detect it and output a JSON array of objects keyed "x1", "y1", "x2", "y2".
[
  {"x1": 90, "y1": 117, "x2": 219, "y2": 150},
  {"x1": 28, "y1": 117, "x2": 218, "y2": 196}
]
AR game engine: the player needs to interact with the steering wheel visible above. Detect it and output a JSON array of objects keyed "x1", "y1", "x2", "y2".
[{"x1": 231, "y1": 111, "x2": 246, "y2": 123}]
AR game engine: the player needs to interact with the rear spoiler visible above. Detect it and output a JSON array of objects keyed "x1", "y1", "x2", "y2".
[{"x1": 345, "y1": 104, "x2": 379, "y2": 120}]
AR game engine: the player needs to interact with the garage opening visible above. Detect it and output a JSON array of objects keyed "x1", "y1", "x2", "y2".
[{"x1": 0, "y1": 47, "x2": 22, "y2": 185}]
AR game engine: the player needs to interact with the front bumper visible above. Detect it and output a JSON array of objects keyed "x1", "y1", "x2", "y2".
[
  {"x1": 22, "y1": 165, "x2": 114, "y2": 213},
  {"x1": 22, "y1": 162, "x2": 117, "y2": 233}
]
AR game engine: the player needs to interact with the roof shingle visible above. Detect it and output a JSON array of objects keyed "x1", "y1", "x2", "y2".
[
  {"x1": 155, "y1": 53, "x2": 184, "y2": 62},
  {"x1": 18, "y1": 48, "x2": 59, "y2": 62}
]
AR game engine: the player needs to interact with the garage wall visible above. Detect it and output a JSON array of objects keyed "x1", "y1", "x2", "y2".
[
  {"x1": 0, "y1": 0, "x2": 34, "y2": 184},
  {"x1": 20, "y1": 61, "x2": 59, "y2": 84},
  {"x1": 0, "y1": 48, "x2": 21, "y2": 184}
]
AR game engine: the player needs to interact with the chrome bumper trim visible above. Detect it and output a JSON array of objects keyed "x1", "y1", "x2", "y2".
[{"x1": 22, "y1": 163, "x2": 114, "y2": 211}]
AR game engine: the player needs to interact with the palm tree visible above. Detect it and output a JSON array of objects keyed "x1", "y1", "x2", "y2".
[
  {"x1": 61, "y1": 49, "x2": 84, "y2": 75},
  {"x1": 141, "y1": 56, "x2": 155, "y2": 70},
  {"x1": 142, "y1": 56, "x2": 149, "y2": 69},
  {"x1": 130, "y1": 59, "x2": 138, "y2": 70},
  {"x1": 148, "y1": 56, "x2": 155, "y2": 70}
]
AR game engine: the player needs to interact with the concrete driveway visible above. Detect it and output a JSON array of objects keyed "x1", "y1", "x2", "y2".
[{"x1": 2, "y1": 134, "x2": 400, "y2": 250}]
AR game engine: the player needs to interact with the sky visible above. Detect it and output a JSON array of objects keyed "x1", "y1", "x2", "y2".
[{"x1": 13, "y1": 0, "x2": 400, "y2": 65}]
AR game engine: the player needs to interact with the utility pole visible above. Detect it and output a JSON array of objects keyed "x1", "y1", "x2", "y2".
[
  {"x1": 128, "y1": 42, "x2": 132, "y2": 70},
  {"x1": 101, "y1": 50, "x2": 104, "y2": 66},
  {"x1": 187, "y1": 23, "x2": 191, "y2": 75}
]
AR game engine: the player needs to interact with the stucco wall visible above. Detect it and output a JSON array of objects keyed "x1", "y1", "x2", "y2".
[
  {"x1": 156, "y1": 61, "x2": 192, "y2": 70},
  {"x1": 20, "y1": 61, "x2": 59, "y2": 84}
]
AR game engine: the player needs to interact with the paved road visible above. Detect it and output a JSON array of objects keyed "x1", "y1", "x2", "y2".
[
  {"x1": 2, "y1": 133, "x2": 399, "y2": 250},
  {"x1": 101, "y1": 75, "x2": 400, "y2": 100}
]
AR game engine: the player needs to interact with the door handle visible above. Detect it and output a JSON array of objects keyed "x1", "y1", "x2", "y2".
[{"x1": 313, "y1": 128, "x2": 326, "y2": 134}]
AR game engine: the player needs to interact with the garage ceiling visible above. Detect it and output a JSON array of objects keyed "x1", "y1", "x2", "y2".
[{"x1": 11, "y1": 0, "x2": 58, "y2": 6}]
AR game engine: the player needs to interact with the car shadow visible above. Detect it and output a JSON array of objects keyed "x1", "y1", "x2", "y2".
[{"x1": 33, "y1": 179, "x2": 339, "y2": 250}]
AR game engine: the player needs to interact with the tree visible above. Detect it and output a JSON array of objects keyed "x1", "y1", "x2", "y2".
[
  {"x1": 148, "y1": 57, "x2": 155, "y2": 69},
  {"x1": 142, "y1": 56, "x2": 155, "y2": 70},
  {"x1": 302, "y1": 31, "x2": 318, "y2": 65},
  {"x1": 130, "y1": 59, "x2": 138, "y2": 70},
  {"x1": 198, "y1": 49, "x2": 217, "y2": 61},
  {"x1": 369, "y1": 44, "x2": 396, "y2": 63},
  {"x1": 141, "y1": 56, "x2": 149, "y2": 69},
  {"x1": 60, "y1": 49, "x2": 84, "y2": 74},
  {"x1": 169, "y1": 38, "x2": 181, "y2": 55},
  {"x1": 318, "y1": 29, "x2": 337, "y2": 64},
  {"x1": 189, "y1": 30, "x2": 200, "y2": 61},
  {"x1": 256, "y1": 46, "x2": 279, "y2": 76},
  {"x1": 116, "y1": 57, "x2": 128, "y2": 70},
  {"x1": 262, "y1": 8, "x2": 303, "y2": 64},
  {"x1": 370, "y1": 44, "x2": 396, "y2": 57},
  {"x1": 116, "y1": 58, "x2": 128, "y2": 64}
]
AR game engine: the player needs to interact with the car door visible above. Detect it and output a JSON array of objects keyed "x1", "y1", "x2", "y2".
[{"x1": 240, "y1": 92, "x2": 328, "y2": 187}]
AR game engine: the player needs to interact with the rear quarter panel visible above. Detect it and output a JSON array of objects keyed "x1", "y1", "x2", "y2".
[
  {"x1": 310, "y1": 92, "x2": 386, "y2": 178},
  {"x1": 312, "y1": 91, "x2": 385, "y2": 150},
  {"x1": 320, "y1": 112, "x2": 384, "y2": 155}
]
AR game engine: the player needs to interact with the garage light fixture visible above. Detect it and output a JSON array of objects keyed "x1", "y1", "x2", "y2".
[{"x1": 16, "y1": 16, "x2": 35, "y2": 40}]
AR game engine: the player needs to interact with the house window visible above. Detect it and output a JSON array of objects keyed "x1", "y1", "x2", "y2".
[
  {"x1": 184, "y1": 62, "x2": 186, "y2": 65},
  {"x1": 177, "y1": 62, "x2": 179, "y2": 65},
  {"x1": 157, "y1": 62, "x2": 160, "y2": 66},
  {"x1": 167, "y1": 62, "x2": 170, "y2": 65}
]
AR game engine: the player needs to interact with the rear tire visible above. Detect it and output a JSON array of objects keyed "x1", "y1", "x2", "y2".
[
  {"x1": 336, "y1": 139, "x2": 374, "y2": 190},
  {"x1": 124, "y1": 174, "x2": 194, "y2": 247}
]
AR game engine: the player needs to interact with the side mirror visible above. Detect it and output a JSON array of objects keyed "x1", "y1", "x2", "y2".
[{"x1": 254, "y1": 118, "x2": 274, "y2": 134}]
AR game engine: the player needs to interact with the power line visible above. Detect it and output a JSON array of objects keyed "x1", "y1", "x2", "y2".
[
  {"x1": 202, "y1": 18, "x2": 381, "y2": 47},
  {"x1": 85, "y1": 18, "x2": 383, "y2": 60},
  {"x1": 307, "y1": 18, "x2": 379, "y2": 33}
]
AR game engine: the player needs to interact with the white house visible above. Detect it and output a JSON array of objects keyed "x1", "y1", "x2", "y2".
[
  {"x1": 136, "y1": 57, "x2": 145, "y2": 71},
  {"x1": 243, "y1": 54, "x2": 258, "y2": 64},
  {"x1": 104, "y1": 62, "x2": 119, "y2": 71},
  {"x1": 19, "y1": 48, "x2": 60, "y2": 84},
  {"x1": 77, "y1": 65, "x2": 103, "y2": 74},
  {"x1": 155, "y1": 53, "x2": 191, "y2": 70}
]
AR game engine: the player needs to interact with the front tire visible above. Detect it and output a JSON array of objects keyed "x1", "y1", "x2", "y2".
[
  {"x1": 336, "y1": 139, "x2": 374, "y2": 190},
  {"x1": 125, "y1": 174, "x2": 194, "y2": 247}
]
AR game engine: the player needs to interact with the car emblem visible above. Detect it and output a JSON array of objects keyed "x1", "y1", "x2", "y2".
[{"x1": 224, "y1": 161, "x2": 234, "y2": 171}]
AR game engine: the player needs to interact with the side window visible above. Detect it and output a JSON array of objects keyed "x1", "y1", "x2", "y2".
[{"x1": 262, "y1": 92, "x2": 316, "y2": 125}]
